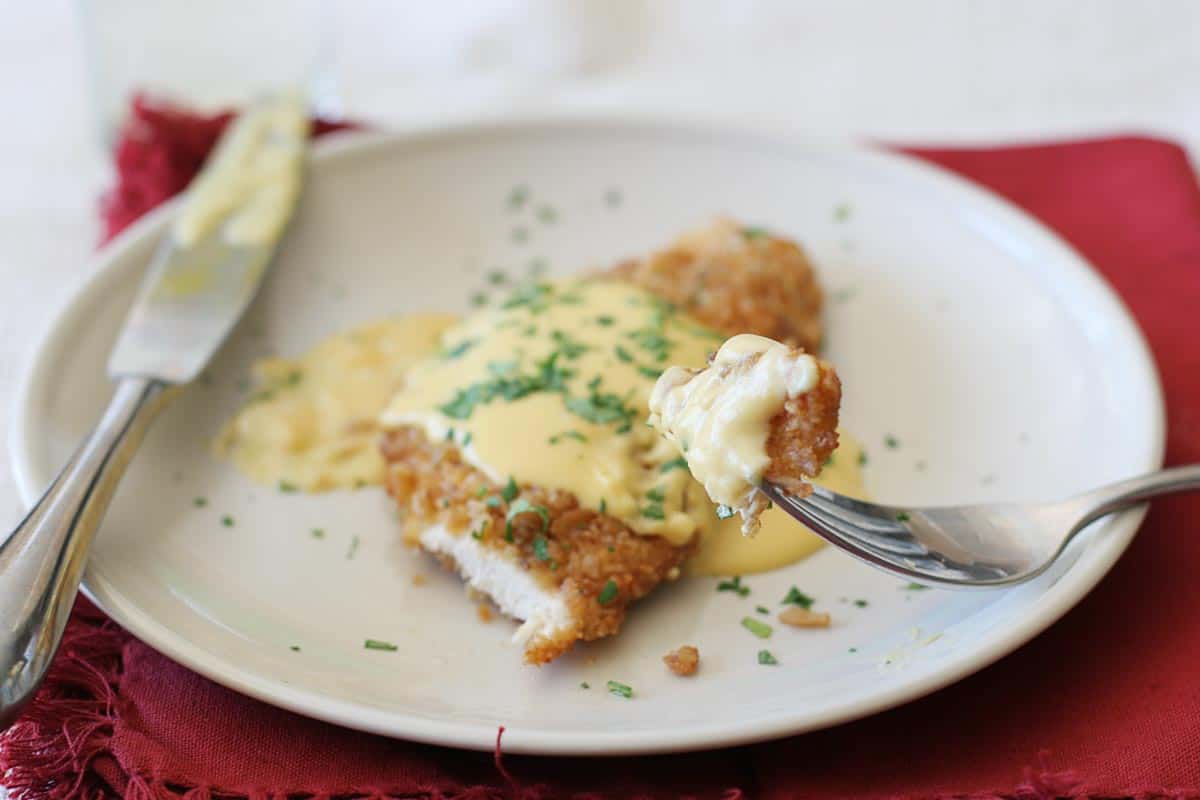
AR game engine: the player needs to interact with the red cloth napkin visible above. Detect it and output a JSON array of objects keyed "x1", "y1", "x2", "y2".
[{"x1": 4, "y1": 100, "x2": 1200, "y2": 799}]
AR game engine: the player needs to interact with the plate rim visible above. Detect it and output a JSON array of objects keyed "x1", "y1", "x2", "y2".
[{"x1": 9, "y1": 114, "x2": 1166, "y2": 755}]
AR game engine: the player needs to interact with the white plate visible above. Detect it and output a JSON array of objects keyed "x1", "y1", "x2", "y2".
[{"x1": 10, "y1": 118, "x2": 1163, "y2": 755}]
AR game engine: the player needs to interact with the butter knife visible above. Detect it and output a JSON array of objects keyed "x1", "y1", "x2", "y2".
[{"x1": 0, "y1": 95, "x2": 309, "y2": 727}]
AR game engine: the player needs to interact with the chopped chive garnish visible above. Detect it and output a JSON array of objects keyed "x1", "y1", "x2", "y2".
[
  {"x1": 597, "y1": 579, "x2": 619, "y2": 605},
  {"x1": 741, "y1": 226, "x2": 769, "y2": 240},
  {"x1": 193, "y1": 497, "x2": 208, "y2": 507},
  {"x1": 885, "y1": 435, "x2": 899, "y2": 449},
  {"x1": 598, "y1": 498, "x2": 608, "y2": 514},
  {"x1": 311, "y1": 528, "x2": 325, "y2": 539},
  {"x1": 549, "y1": 430, "x2": 588, "y2": 444},
  {"x1": 858, "y1": 450, "x2": 869, "y2": 467},
  {"x1": 484, "y1": 495, "x2": 503, "y2": 508},
  {"x1": 506, "y1": 498, "x2": 550, "y2": 538},
  {"x1": 580, "y1": 681, "x2": 590, "y2": 689},
  {"x1": 487, "y1": 270, "x2": 507, "y2": 286},
  {"x1": 290, "y1": 645, "x2": 301, "y2": 652},
  {"x1": 445, "y1": 427, "x2": 456, "y2": 442},
  {"x1": 637, "y1": 365, "x2": 663, "y2": 380},
  {"x1": 221, "y1": 515, "x2": 234, "y2": 527},
  {"x1": 757, "y1": 649, "x2": 779, "y2": 665},
  {"x1": 462, "y1": 432, "x2": 473, "y2": 446},
  {"x1": 507, "y1": 185, "x2": 528, "y2": 210},
  {"x1": 660, "y1": 456, "x2": 689, "y2": 474},
  {"x1": 614, "y1": 345, "x2": 634, "y2": 363},
  {"x1": 717, "y1": 576, "x2": 750, "y2": 597},
  {"x1": 595, "y1": 315, "x2": 615, "y2": 326},
  {"x1": 278, "y1": 481, "x2": 299, "y2": 493},
  {"x1": 715, "y1": 504, "x2": 736, "y2": 520},
  {"x1": 501, "y1": 477, "x2": 519, "y2": 502},
  {"x1": 285, "y1": 370, "x2": 303, "y2": 387},
  {"x1": 645, "y1": 488, "x2": 665, "y2": 502},
  {"x1": 903, "y1": 583, "x2": 929, "y2": 591},
  {"x1": 756, "y1": 605, "x2": 769, "y2": 615},
  {"x1": 849, "y1": 647, "x2": 858, "y2": 653},
  {"x1": 470, "y1": 521, "x2": 488, "y2": 540},
  {"x1": 854, "y1": 599, "x2": 869, "y2": 608},
  {"x1": 442, "y1": 339, "x2": 477, "y2": 360},
  {"x1": 364, "y1": 639, "x2": 398, "y2": 652},
  {"x1": 741, "y1": 617, "x2": 773, "y2": 639},
  {"x1": 532, "y1": 535, "x2": 551, "y2": 562},
  {"x1": 470, "y1": 291, "x2": 488, "y2": 307},
  {"x1": 346, "y1": 535, "x2": 360, "y2": 559},
  {"x1": 895, "y1": 512, "x2": 911, "y2": 522},
  {"x1": 606, "y1": 680, "x2": 633, "y2": 699},
  {"x1": 641, "y1": 504, "x2": 665, "y2": 520},
  {"x1": 781, "y1": 586, "x2": 814, "y2": 609}
]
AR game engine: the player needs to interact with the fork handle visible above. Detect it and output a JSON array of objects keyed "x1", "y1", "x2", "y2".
[
  {"x1": 0, "y1": 376, "x2": 167, "y2": 729},
  {"x1": 1072, "y1": 465, "x2": 1200, "y2": 531}
]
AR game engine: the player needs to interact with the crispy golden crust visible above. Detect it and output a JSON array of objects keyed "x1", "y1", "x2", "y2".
[
  {"x1": 763, "y1": 357, "x2": 842, "y2": 497},
  {"x1": 610, "y1": 218, "x2": 824, "y2": 352},
  {"x1": 663, "y1": 645, "x2": 700, "y2": 676},
  {"x1": 380, "y1": 426, "x2": 693, "y2": 664}
]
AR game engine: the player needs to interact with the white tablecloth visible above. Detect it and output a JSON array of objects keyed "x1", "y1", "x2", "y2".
[{"x1": 2, "y1": 0, "x2": 1198, "y2": 527}]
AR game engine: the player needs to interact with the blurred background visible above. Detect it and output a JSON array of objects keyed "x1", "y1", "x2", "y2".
[{"x1": 1, "y1": 0, "x2": 1198, "y2": 521}]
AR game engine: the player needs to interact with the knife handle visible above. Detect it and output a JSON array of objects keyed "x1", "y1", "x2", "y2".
[{"x1": 0, "y1": 376, "x2": 168, "y2": 728}]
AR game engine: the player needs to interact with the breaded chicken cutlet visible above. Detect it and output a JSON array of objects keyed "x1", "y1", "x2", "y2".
[{"x1": 380, "y1": 220, "x2": 835, "y2": 663}]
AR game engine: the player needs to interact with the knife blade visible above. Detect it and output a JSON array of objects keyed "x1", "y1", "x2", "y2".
[
  {"x1": 108, "y1": 93, "x2": 308, "y2": 383},
  {"x1": 0, "y1": 94, "x2": 310, "y2": 728}
]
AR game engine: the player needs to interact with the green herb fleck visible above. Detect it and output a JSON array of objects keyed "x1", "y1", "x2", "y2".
[
  {"x1": 626, "y1": 328, "x2": 673, "y2": 362},
  {"x1": 193, "y1": 496, "x2": 208, "y2": 508},
  {"x1": 442, "y1": 339, "x2": 477, "y2": 360},
  {"x1": 364, "y1": 639, "x2": 398, "y2": 652},
  {"x1": 290, "y1": 645, "x2": 301, "y2": 652},
  {"x1": 311, "y1": 528, "x2": 325, "y2": 539},
  {"x1": 580, "y1": 681, "x2": 590, "y2": 689},
  {"x1": 346, "y1": 535, "x2": 361, "y2": 559},
  {"x1": 606, "y1": 680, "x2": 633, "y2": 699},
  {"x1": 285, "y1": 370, "x2": 304, "y2": 387},
  {"x1": 470, "y1": 291, "x2": 488, "y2": 307},
  {"x1": 506, "y1": 498, "x2": 550, "y2": 538},
  {"x1": 858, "y1": 450, "x2": 868, "y2": 467},
  {"x1": 741, "y1": 617, "x2": 773, "y2": 639},
  {"x1": 717, "y1": 576, "x2": 750, "y2": 597},
  {"x1": 599, "y1": 498, "x2": 608, "y2": 514},
  {"x1": 641, "y1": 504, "x2": 665, "y2": 520},
  {"x1": 757, "y1": 649, "x2": 779, "y2": 665},
  {"x1": 221, "y1": 515, "x2": 234, "y2": 527},
  {"x1": 487, "y1": 270, "x2": 507, "y2": 286},
  {"x1": 849, "y1": 647, "x2": 858, "y2": 653},
  {"x1": 549, "y1": 430, "x2": 588, "y2": 444},
  {"x1": 834, "y1": 203, "x2": 852, "y2": 222},
  {"x1": 903, "y1": 582, "x2": 929, "y2": 591},
  {"x1": 660, "y1": 456, "x2": 689, "y2": 474},
  {"x1": 637, "y1": 365, "x2": 663, "y2": 380},
  {"x1": 596, "y1": 315, "x2": 615, "y2": 326},
  {"x1": 741, "y1": 226, "x2": 770, "y2": 240},
  {"x1": 501, "y1": 477, "x2": 519, "y2": 502},
  {"x1": 532, "y1": 535, "x2": 551, "y2": 562},
  {"x1": 614, "y1": 345, "x2": 634, "y2": 363},
  {"x1": 645, "y1": 487, "x2": 665, "y2": 502},
  {"x1": 507, "y1": 185, "x2": 529, "y2": 210},
  {"x1": 853, "y1": 599, "x2": 869, "y2": 608},
  {"x1": 597, "y1": 579, "x2": 619, "y2": 605},
  {"x1": 550, "y1": 329, "x2": 588, "y2": 358},
  {"x1": 782, "y1": 587, "x2": 815, "y2": 609},
  {"x1": 715, "y1": 504, "x2": 736, "y2": 520},
  {"x1": 756, "y1": 605, "x2": 769, "y2": 615},
  {"x1": 884, "y1": 435, "x2": 899, "y2": 449},
  {"x1": 536, "y1": 205, "x2": 558, "y2": 224},
  {"x1": 895, "y1": 511, "x2": 910, "y2": 522}
]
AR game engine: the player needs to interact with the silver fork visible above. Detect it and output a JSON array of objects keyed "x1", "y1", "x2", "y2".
[{"x1": 761, "y1": 465, "x2": 1200, "y2": 587}]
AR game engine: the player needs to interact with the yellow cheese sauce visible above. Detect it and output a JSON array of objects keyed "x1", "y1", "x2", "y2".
[
  {"x1": 216, "y1": 313, "x2": 458, "y2": 491},
  {"x1": 218, "y1": 277, "x2": 866, "y2": 576}
]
